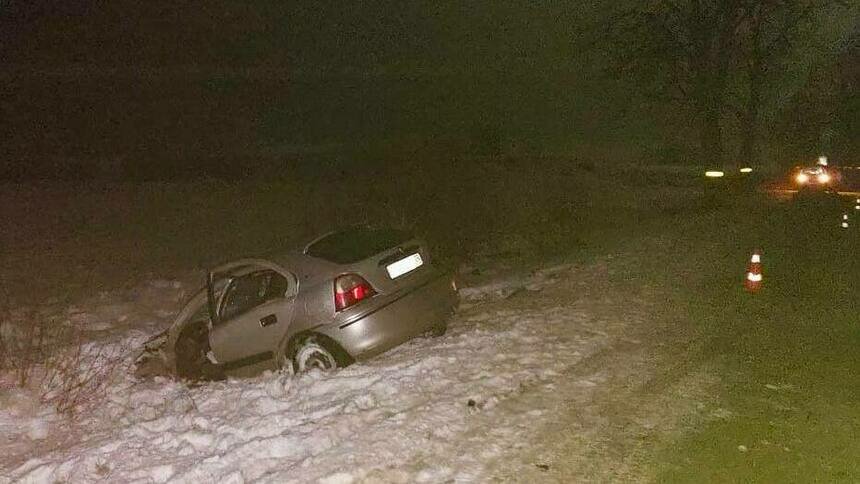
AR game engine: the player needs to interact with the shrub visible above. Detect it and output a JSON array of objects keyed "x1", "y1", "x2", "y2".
[{"x1": 0, "y1": 312, "x2": 127, "y2": 417}]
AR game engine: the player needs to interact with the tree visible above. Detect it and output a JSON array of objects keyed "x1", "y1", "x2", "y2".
[
  {"x1": 605, "y1": 0, "x2": 857, "y2": 165},
  {"x1": 833, "y1": 27, "x2": 859, "y2": 158},
  {"x1": 606, "y1": 0, "x2": 748, "y2": 166},
  {"x1": 735, "y1": 0, "x2": 854, "y2": 165}
]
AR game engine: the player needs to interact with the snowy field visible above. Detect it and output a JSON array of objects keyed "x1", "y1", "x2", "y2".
[
  {"x1": 1, "y1": 171, "x2": 713, "y2": 482},
  {"x1": 0, "y1": 254, "x2": 681, "y2": 483}
]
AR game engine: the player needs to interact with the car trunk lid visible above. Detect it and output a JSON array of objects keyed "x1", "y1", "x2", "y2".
[
  {"x1": 303, "y1": 227, "x2": 434, "y2": 295},
  {"x1": 351, "y1": 239, "x2": 433, "y2": 294}
]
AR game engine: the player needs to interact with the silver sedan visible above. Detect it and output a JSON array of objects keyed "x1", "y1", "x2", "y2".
[{"x1": 136, "y1": 227, "x2": 459, "y2": 380}]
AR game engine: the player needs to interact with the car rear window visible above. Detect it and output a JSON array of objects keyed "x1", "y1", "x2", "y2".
[{"x1": 305, "y1": 227, "x2": 413, "y2": 264}]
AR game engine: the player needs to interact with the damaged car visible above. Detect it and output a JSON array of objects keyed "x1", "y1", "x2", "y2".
[{"x1": 136, "y1": 227, "x2": 459, "y2": 380}]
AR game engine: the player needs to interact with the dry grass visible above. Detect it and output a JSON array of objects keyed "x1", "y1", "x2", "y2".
[{"x1": 0, "y1": 314, "x2": 128, "y2": 417}]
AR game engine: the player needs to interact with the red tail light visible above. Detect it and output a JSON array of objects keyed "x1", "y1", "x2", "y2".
[{"x1": 334, "y1": 274, "x2": 376, "y2": 312}]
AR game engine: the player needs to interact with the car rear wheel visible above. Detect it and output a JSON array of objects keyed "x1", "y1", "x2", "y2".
[{"x1": 291, "y1": 336, "x2": 339, "y2": 373}]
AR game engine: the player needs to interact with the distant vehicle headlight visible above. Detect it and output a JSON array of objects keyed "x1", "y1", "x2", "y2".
[
  {"x1": 796, "y1": 173, "x2": 809, "y2": 184},
  {"x1": 817, "y1": 173, "x2": 830, "y2": 184}
]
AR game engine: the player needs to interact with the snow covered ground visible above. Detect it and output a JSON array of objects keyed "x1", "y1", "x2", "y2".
[{"x1": 1, "y1": 257, "x2": 685, "y2": 483}]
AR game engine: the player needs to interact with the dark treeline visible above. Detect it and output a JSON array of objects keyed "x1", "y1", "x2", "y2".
[
  {"x1": 606, "y1": 0, "x2": 859, "y2": 167},
  {"x1": 1, "y1": 1, "x2": 857, "y2": 180}
]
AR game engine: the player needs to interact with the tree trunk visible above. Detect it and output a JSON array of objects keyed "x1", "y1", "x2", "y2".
[
  {"x1": 741, "y1": 15, "x2": 764, "y2": 167},
  {"x1": 695, "y1": 62, "x2": 727, "y2": 167},
  {"x1": 694, "y1": 15, "x2": 731, "y2": 168},
  {"x1": 741, "y1": 68, "x2": 761, "y2": 166},
  {"x1": 700, "y1": 103, "x2": 724, "y2": 166}
]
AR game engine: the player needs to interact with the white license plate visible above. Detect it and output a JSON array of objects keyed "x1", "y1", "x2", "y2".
[{"x1": 386, "y1": 253, "x2": 423, "y2": 279}]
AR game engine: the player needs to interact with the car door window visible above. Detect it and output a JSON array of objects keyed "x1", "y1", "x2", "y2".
[{"x1": 219, "y1": 271, "x2": 288, "y2": 322}]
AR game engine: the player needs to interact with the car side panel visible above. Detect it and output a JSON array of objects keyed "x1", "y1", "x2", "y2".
[
  {"x1": 266, "y1": 277, "x2": 338, "y2": 361},
  {"x1": 209, "y1": 297, "x2": 295, "y2": 366},
  {"x1": 316, "y1": 271, "x2": 458, "y2": 360}
]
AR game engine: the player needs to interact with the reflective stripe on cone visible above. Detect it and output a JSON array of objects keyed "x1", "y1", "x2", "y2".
[{"x1": 745, "y1": 250, "x2": 763, "y2": 293}]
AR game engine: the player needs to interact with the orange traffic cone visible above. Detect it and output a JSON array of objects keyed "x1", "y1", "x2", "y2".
[{"x1": 745, "y1": 250, "x2": 763, "y2": 293}]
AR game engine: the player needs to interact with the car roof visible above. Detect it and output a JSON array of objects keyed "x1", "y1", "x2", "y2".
[
  {"x1": 268, "y1": 250, "x2": 340, "y2": 280},
  {"x1": 225, "y1": 228, "x2": 406, "y2": 283},
  {"x1": 302, "y1": 226, "x2": 412, "y2": 264}
]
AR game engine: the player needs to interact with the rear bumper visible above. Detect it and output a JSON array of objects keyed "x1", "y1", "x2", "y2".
[{"x1": 320, "y1": 272, "x2": 458, "y2": 359}]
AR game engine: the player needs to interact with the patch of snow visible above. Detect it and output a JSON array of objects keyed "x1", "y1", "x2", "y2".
[
  {"x1": 149, "y1": 464, "x2": 176, "y2": 483},
  {"x1": 0, "y1": 388, "x2": 58, "y2": 446},
  {"x1": 318, "y1": 472, "x2": 355, "y2": 484},
  {"x1": 458, "y1": 263, "x2": 572, "y2": 304},
  {"x1": 764, "y1": 383, "x2": 793, "y2": 391},
  {"x1": 1, "y1": 261, "x2": 643, "y2": 482}
]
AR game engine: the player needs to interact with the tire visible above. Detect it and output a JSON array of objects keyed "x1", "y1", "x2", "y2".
[
  {"x1": 290, "y1": 336, "x2": 340, "y2": 374},
  {"x1": 175, "y1": 323, "x2": 223, "y2": 382},
  {"x1": 175, "y1": 325, "x2": 209, "y2": 381}
]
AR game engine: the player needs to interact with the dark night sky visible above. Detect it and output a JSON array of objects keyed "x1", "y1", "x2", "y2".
[
  {"x1": 2, "y1": 1, "x2": 641, "y2": 179},
  {"x1": 1, "y1": 1, "x2": 857, "y2": 179}
]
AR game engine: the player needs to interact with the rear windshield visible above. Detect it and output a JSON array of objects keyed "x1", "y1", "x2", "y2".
[{"x1": 305, "y1": 227, "x2": 413, "y2": 264}]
